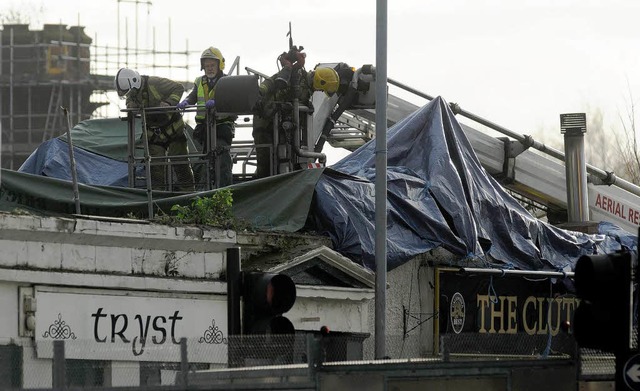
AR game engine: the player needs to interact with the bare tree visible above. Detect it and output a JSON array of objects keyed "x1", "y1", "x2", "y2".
[
  {"x1": 580, "y1": 93, "x2": 640, "y2": 186},
  {"x1": 0, "y1": 2, "x2": 43, "y2": 26},
  {"x1": 0, "y1": 9, "x2": 30, "y2": 25},
  {"x1": 584, "y1": 105, "x2": 609, "y2": 169},
  {"x1": 610, "y1": 86, "x2": 640, "y2": 185}
]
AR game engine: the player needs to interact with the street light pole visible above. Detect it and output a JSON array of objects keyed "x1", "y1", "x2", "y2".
[{"x1": 374, "y1": 0, "x2": 388, "y2": 360}]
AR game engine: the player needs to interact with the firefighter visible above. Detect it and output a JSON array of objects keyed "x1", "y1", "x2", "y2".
[
  {"x1": 252, "y1": 51, "x2": 339, "y2": 179},
  {"x1": 115, "y1": 68, "x2": 195, "y2": 192},
  {"x1": 177, "y1": 47, "x2": 237, "y2": 188}
]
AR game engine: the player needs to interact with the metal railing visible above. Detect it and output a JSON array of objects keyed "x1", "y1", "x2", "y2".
[{"x1": 385, "y1": 78, "x2": 640, "y2": 199}]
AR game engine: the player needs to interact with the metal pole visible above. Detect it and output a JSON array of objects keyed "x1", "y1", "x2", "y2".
[
  {"x1": 135, "y1": 0, "x2": 139, "y2": 69},
  {"x1": 0, "y1": 29, "x2": 3, "y2": 173},
  {"x1": 140, "y1": 108, "x2": 154, "y2": 218},
  {"x1": 52, "y1": 340, "x2": 66, "y2": 391},
  {"x1": 127, "y1": 113, "x2": 136, "y2": 188},
  {"x1": 459, "y1": 267, "x2": 574, "y2": 279},
  {"x1": 179, "y1": 337, "x2": 188, "y2": 389},
  {"x1": 62, "y1": 108, "x2": 81, "y2": 215},
  {"x1": 374, "y1": 0, "x2": 388, "y2": 359},
  {"x1": 560, "y1": 113, "x2": 589, "y2": 223},
  {"x1": 117, "y1": 0, "x2": 120, "y2": 68},
  {"x1": 227, "y1": 248, "x2": 241, "y2": 367},
  {"x1": 211, "y1": 112, "x2": 220, "y2": 189},
  {"x1": 563, "y1": 127, "x2": 589, "y2": 222},
  {"x1": 9, "y1": 28, "x2": 14, "y2": 170}
]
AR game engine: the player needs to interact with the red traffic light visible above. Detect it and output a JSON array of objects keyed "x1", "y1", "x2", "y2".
[{"x1": 246, "y1": 272, "x2": 296, "y2": 315}]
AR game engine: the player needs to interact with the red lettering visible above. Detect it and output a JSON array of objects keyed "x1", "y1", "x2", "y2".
[
  {"x1": 629, "y1": 208, "x2": 640, "y2": 225},
  {"x1": 606, "y1": 197, "x2": 613, "y2": 213},
  {"x1": 595, "y1": 193, "x2": 603, "y2": 209}
]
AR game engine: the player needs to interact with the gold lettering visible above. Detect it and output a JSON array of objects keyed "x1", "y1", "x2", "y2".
[
  {"x1": 490, "y1": 296, "x2": 507, "y2": 334},
  {"x1": 522, "y1": 296, "x2": 537, "y2": 335},
  {"x1": 537, "y1": 297, "x2": 548, "y2": 334},
  {"x1": 548, "y1": 297, "x2": 562, "y2": 336},
  {"x1": 561, "y1": 297, "x2": 579, "y2": 326},
  {"x1": 476, "y1": 295, "x2": 490, "y2": 333},
  {"x1": 480, "y1": 294, "x2": 579, "y2": 336},
  {"x1": 505, "y1": 296, "x2": 518, "y2": 334}
]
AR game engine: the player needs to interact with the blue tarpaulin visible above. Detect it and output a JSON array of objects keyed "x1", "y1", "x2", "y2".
[
  {"x1": 312, "y1": 97, "x2": 636, "y2": 271},
  {"x1": 19, "y1": 138, "x2": 135, "y2": 187},
  {"x1": 8, "y1": 97, "x2": 637, "y2": 272}
]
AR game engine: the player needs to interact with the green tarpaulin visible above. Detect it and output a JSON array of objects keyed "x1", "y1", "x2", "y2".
[{"x1": 0, "y1": 167, "x2": 323, "y2": 232}]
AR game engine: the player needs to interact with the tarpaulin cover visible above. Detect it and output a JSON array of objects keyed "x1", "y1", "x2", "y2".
[
  {"x1": 19, "y1": 138, "x2": 136, "y2": 187},
  {"x1": 312, "y1": 97, "x2": 636, "y2": 271},
  {"x1": 2, "y1": 97, "x2": 637, "y2": 272},
  {"x1": 9, "y1": 116, "x2": 318, "y2": 231},
  {"x1": 1, "y1": 167, "x2": 322, "y2": 233},
  {"x1": 19, "y1": 118, "x2": 144, "y2": 187}
]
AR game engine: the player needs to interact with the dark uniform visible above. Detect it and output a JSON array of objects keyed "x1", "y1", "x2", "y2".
[
  {"x1": 126, "y1": 76, "x2": 195, "y2": 192},
  {"x1": 252, "y1": 67, "x2": 312, "y2": 179}
]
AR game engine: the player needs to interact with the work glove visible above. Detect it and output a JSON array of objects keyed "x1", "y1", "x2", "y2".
[
  {"x1": 205, "y1": 99, "x2": 216, "y2": 110},
  {"x1": 279, "y1": 52, "x2": 293, "y2": 68},
  {"x1": 176, "y1": 100, "x2": 189, "y2": 110}
]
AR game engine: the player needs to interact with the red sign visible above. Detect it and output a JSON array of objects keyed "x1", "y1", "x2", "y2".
[{"x1": 593, "y1": 193, "x2": 640, "y2": 225}]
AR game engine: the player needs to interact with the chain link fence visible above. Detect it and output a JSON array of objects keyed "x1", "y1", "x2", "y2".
[
  {"x1": 440, "y1": 332, "x2": 576, "y2": 359},
  {"x1": 1, "y1": 331, "x2": 610, "y2": 390},
  {"x1": 4, "y1": 334, "x2": 344, "y2": 389},
  {"x1": 439, "y1": 331, "x2": 630, "y2": 383}
]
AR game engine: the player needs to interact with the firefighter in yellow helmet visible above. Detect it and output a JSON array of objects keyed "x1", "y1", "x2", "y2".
[
  {"x1": 252, "y1": 49, "x2": 340, "y2": 178},
  {"x1": 177, "y1": 47, "x2": 237, "y2": 188},
  {"x1": 115, "y1": 67, "x2": 195, "y2": 192}
]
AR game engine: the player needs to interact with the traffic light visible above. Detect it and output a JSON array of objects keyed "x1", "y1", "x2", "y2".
[
  {"x1": 241, "y1": 271, "x2": 297, "y2": 335},
  {"x1": 573, "y1": 251, "x2": 633, "y2": 353}
]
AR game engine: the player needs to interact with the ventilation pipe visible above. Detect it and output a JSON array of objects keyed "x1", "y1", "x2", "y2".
[{"x1": 560, "y1": 113, "x2": 589, "y2": 223}]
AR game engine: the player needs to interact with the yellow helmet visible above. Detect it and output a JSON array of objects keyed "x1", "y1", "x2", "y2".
[
  {"x1": 200, "y1": 47, "x2": 225, "y2": 71},
  {"x1": 311, "y1": 67, "x2": 339, "y2": 95}
]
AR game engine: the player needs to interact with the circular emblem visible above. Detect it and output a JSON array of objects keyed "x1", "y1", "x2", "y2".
[{"x1": 450, "y1": 292, "x2": 465, "y2": 334}]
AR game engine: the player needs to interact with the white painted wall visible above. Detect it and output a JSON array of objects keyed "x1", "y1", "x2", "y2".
[
  {"x1": 0, "y1": 283, "x2": 18, "y2": 339},
  {"x1": 363, "y1": 257, "x2": 425, "y2": 360},
  {"x1": 291, "y1": 294, "x2": 371, "y2": 334},
  {"x1": 0, "y1": 211, "x2": 380, "y2": 387},
  {"x1": 0, "y1": 214, "x2": 234, "y2": 279},
  {"x1": 362, "y1": 248, "x2": 455, "y2": 360}
]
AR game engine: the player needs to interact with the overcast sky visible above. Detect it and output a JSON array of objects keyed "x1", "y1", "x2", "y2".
[{"x1": 6, "y1": 0, "x2": 640, "y2": 153}]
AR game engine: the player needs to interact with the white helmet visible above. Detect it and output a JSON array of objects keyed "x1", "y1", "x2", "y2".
[{"x1": 115, "y1": 68, "x2": 141, "y2": 97}]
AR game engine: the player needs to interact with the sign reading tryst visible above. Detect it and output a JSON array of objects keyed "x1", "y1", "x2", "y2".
[{"x1": 35, "y1": 287, "x2": 228, "y2": 363}]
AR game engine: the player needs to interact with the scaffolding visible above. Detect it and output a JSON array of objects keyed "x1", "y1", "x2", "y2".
[{"x1": 0, "y1": 21, "x2": 195, "y2": 170}]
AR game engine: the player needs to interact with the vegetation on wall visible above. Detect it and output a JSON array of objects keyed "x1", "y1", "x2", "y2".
[{"x1": 156, "y1": 189, "x2": 248, "y2": 230}]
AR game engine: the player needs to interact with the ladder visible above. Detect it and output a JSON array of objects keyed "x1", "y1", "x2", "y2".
[{"x1": 43, "y1": 83, "x2": 64, "y2": 142}]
